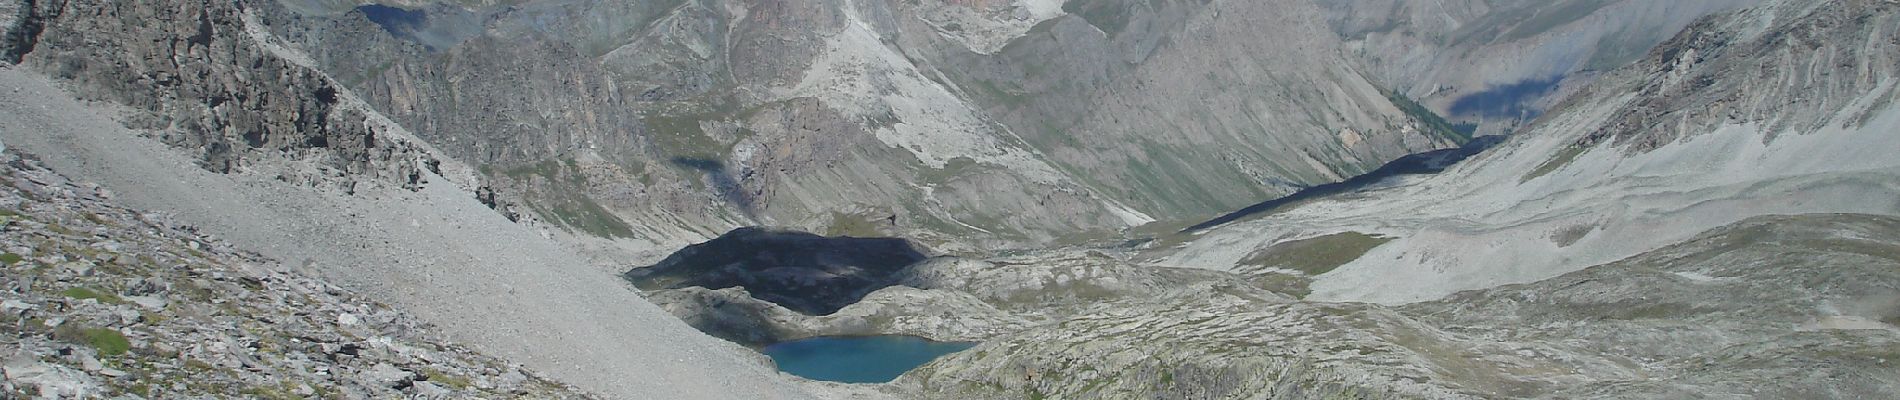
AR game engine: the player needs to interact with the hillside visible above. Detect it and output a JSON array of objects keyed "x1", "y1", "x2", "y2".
[
  {"x1": 245, "y1": 0, "x2": 1750, "y2": 252},
  {"x1": 1160, "y1": 0, "x2": 1900, "y2": 304}
]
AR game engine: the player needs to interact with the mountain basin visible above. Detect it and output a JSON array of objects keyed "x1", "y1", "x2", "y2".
[{"x1": 760, "y1": 335, "x2": 976, "y2": 383}]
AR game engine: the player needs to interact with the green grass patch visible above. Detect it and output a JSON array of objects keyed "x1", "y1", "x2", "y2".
[
  {"x1": 824, "y1": 211, "x2": 889, "y2": 238},
  {"x1": 56, "y1": 325, "x2": 131, "y2": 356},
  {"x1": 237, "y1": 381, "x2": 307, "y2": 400},
  {"x1": 1522, "y1": 145, "x2": 1586, "y2": 182},
  {"x1": 1384, "y1": 89, "x2": 1472, "y2": 144},
  {"x1": 421, "y1": 368, "x2": 473, "y2": 390},
  {"x1": 1248, "y1": 273, "x2": 1315, "y2": 299},
  {"x1": 0, "y1": 253, "x2": 22, "y2": 265},
  {"x1": 499, "y1": 159, "x2": 567, "y2": 181},
  {"x1": 45, "y1": 223, "x2": 79, "y2": 236},
  {"x1": 526, "y1": 194, "x2": 637, "y2": 239},
  {"x1": 1239, "y1": 232, "x2": 1395, "y2": 276},
  {"x1": 84, "y1": 328, "x2": 131, "y2": 356},
  {"x1": 61, "y1": 287, "x2": 125, "y2": 304}
]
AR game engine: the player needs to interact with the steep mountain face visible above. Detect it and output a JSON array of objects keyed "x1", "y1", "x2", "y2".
[
  {"x1": 253, "y1": 0, "x2": 1649, "y2": 251},
  {"x1": 1160, "y1": 0, "x2": 1900, "y2": 305},
  {"x1": 868, "y1": 1, "x2": 1900, "y2": 395},
  {"x1": 243, "y1": 0, "x2": 1755, "y2": 254},
  {"x1": 1325, "y1": 0, "x2": 1762, "y2": 135}
]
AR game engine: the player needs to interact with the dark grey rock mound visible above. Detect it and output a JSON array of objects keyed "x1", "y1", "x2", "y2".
[{"x1": 626, "y1": 228, "x2": 930, "y2": 316}]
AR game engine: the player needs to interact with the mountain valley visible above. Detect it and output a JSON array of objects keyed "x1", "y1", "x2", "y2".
[{"x1": 4, "y1": 0, "x2": 1899, "y2": 399}]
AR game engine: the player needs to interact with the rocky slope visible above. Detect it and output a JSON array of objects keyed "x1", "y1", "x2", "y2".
[
  {"x1": 1, "y1": 0, "x2": 827, "y2": 398},
  {"x1": 625, "y1": 1, "x2": 1900, "y2": 397},
  {"x1": 0, "y1": 150, "x2": 590, "y2": 398},
  {"x1": 238, "y1": 0, "x2": 1744, "y2": 254},
  {"x1": 1327, "y1": 0, "x2": 1761, "y2": 135},
  {"x1": 260, "y1": 0, "x2": 1756, "y2": 252},
  {"x1": 900, "y1": 214, "x2": 1900, "y2": 399},
  {"x1": 1158, "y1": 0, "x2": 1900, "y2": 305}
]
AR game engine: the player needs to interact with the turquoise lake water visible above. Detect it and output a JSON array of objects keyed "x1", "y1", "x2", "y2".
[{"x1": 760, "y1": 336, "x2": 976, "y2": 383}]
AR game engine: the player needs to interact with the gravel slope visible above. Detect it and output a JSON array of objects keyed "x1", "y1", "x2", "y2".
[{"x1": 0, "y1": 66, "x2": 827, "y2": 399}]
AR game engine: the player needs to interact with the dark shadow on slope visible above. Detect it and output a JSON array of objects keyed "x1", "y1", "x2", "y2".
[
  {"x1": 1182, "y1": 135, "x2": 1507, "y2": 233},
  {"x1": 356, "y1": 5, "x2": 427, "y2": 40},
  {"x1": 351, "y1": 4, "x2": 483, "y2": 50},
  {"x1": 624, "y1": 228, "x2": 930, "y2": 315},
  {"x1": 1449, "y1": 76, "x2": 1565, "y2": 120},
  {"x1": 671, "y1": 157, "x2": 757, "y2": 220}
]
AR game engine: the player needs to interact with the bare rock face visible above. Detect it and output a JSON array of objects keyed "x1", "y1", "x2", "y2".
[
  {"x1": 2, "y1": 0, "x2": 438, "y2": 193},
  {"x1": 1322, "y1": 0, "x2": 1762, "y2": 135},
  {"x1": 1576, "y1": 0, "x2": 1900, "y2": 151},
  {"x1": 236, "y1": 0, "x2": 1753, "y2": 252}
]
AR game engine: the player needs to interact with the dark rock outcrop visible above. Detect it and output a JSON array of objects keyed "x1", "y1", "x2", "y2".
[{"x1": 625, "y1": 227, "x2": 930, "y2": 316}]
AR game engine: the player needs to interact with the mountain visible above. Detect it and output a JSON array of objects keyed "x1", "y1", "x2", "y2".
[
  {"x1": 1, "y1": 1, "x2": 823, "y2": 398},
  {"x1": 1159, "y1": 0, "x2": 1900, "y2": 305},
  {"x1": 895, "y1": 3, "x2": 1900, "y2": 397},
  {"x1": 904, "y1": 213, "x2": 1900, "y2": 398},
  {"x1": 247, "y1": 0, "x2": 1756, "y2": 253},
  {"x1": 1326, "y1": 0, "x2": 1761, "y2": 135},
  {"x1": 8, "y1": 0, "x2": 1893, "y2": 399}
]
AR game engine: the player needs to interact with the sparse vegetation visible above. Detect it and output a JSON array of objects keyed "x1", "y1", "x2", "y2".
[
  {"x1": 525, "y1": 196, "x2": 637, "y2": 239},
  {"x1": 55, "y1": 324, "x2": 131, "y2": 356},
  {"x1": 1239, "y1": 232, "x2": 1395, "y2": 276},
  {"x1": 422, "y1": 368, "x2": 474, "y2": 390},
  {"x1": 1522, "y1": 144, "x2": 1587, "y2": 182},
  {"x1": 825, "y1": 211, "x2": 889, "y2": 238},
  {"x1": 1550, "y1": 224, "x2": 1595, "y2": 247},
  {"x1": 61, "y1": 287, "x2": 125, "y2": 304},
  {"x1": 1, "y1": 253, "x2": 22, "y2": 265},
  {"x1": 1384, "y1": 89, "x2": 1474, "y2": 144}
]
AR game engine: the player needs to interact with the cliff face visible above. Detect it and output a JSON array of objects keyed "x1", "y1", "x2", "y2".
[{"x1": 3, "y1": 0, "x2": 439, "y2": 193}]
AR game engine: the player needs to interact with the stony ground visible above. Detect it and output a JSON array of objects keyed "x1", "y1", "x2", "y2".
[{"x1": 0, "y1": 150, "x2": 591, "y2": 399}]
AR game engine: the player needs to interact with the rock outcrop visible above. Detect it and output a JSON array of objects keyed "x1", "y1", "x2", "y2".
[{"x1": 2, "y1": 0, "x2": 440, "y2": 194}]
